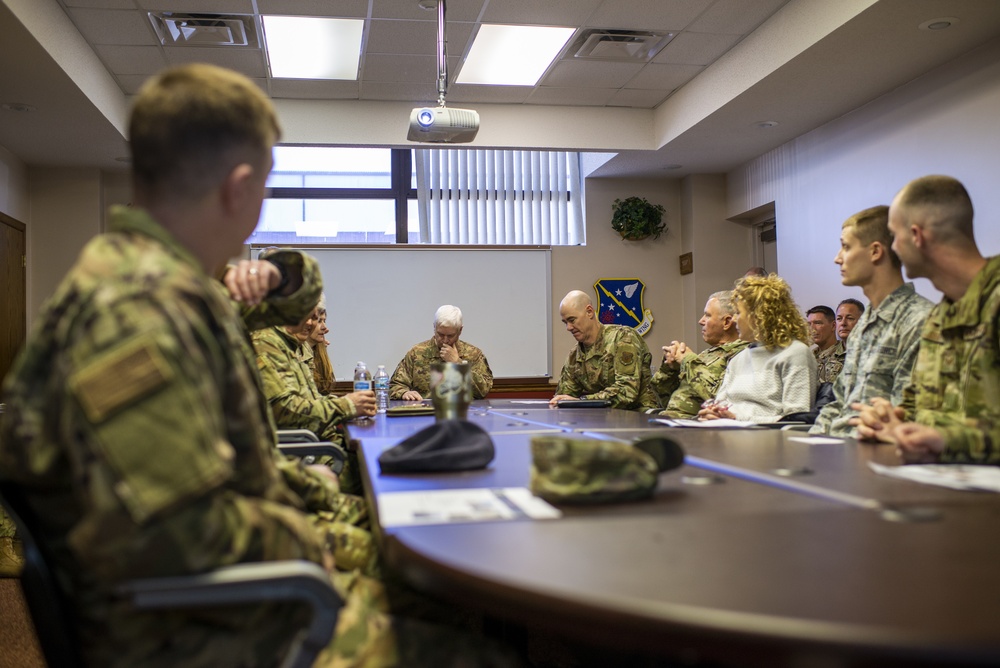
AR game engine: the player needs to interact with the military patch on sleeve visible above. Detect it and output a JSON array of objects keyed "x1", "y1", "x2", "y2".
[
  {"x1": 69, "y1": 335, "x2": 173, "y2": 424},
  {"x1": 616, "y1": 344, "x2": 638, "y2": 374}
]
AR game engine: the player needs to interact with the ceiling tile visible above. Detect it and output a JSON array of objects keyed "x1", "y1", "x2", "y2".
[
  {"x1": 61, "y1": 0, "x2": 135, "y2": 9},
  {"x1": 163, "y1": 46, "x2": 268, "y2": 77},
  {"x1": 482, "y1": 0, "x2": 604, "y2": 26},
  {"x1": 625, "y1": 62, "x2": 702, "y2": 90},
  {"x1": 256, "y1": 0, "x2": 368, "y2": 17},
  {"x1": 527, "y1": 86, "x2": 617, "y2": 106},
  {"x1": 654, "y1": 31, "x2": 742, "y2": 66},
  {"x1": 366, "y1": 19, "x2": 474, "y2": 56},
  {"x1": 269, "y1": 78, "x2": 359, "y2": 99},
  {"x1": 66, "y1": 8, "x2": 157, "y2": 45},
  {"x1": 95, "y1": 45, "x2": 167, "y2": 75},
  {"x1": 362, "y1": 54, "x2": 463, "y2": 84},
  {"x1": 446, "y1": 84, "x2": 533, "y2": 104},
  {"x1": 134, "y1": 0, "x2": 255, "y2": 12},
  {"x1": 542, "y1": 60, "x2": 644, "y2": 88},
  {"x1": 362, "y1": 81, "x2": 439, "y2": 102},
  {"x1": 608, "y1": 88, "x2": 668, "y2": 108},
  {"x1": 116, "y1": 73, "x2": 154, "y2": 95},
  {"x1": 585, "y1": 0, "x2": 714, "y2": 32},
  {"x1": 687, "y1": 0, "x2": 790, "y2": 35},
  {"x1": 372, "y1": 0, "x2": 486, "y2": 22},
  {"x1": 116, "y1": 71, "x2": 268, "y2": 96}
]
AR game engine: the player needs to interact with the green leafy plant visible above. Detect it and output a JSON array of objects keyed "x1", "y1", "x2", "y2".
[{"x1": 611, "y1": 197, "x2": 667, "y2": 241}]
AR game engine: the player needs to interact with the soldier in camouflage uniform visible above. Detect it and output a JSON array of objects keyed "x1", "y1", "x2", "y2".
[
  {"x1": 390, "y1": 305, "x2": 493, "y2": 400},
  {"x1": 252, "y1": 310, "x2": 376, "y2": 495},
  {"x1": 811, "y1": 206, "x2": 932, "y2": 437},
  {"x1": 550, "y1": 290, "x2": 660, "y2": 411},
  {"x1": 0, "y1": 63, "x2": 517, "y2": 668},
  {"x1": 806, "y1": 305, "x2": 845, "y2": 383},
  {"x1": 835, "y1": 298, "x2": 865, "y2": 343},
  {"x1": 854, "y1": 176, "x2": 1000, "y2": 465},
  {"x1": 652, "y1": 291, "x2": 749, "y2": 418}
]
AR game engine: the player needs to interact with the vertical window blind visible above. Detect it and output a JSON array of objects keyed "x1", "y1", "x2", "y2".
[{"x1": 414, "y1": 149, "x2": 584, "y2": 245}]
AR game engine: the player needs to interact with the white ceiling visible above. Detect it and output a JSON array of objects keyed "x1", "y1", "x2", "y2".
[{"x1": 3, "y1": 0, "x2": 1000, "y2": 178}]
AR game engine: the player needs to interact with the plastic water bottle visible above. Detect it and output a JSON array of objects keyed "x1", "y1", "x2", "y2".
[
  {"x1": 353, "y1": 361, "x2": 373, "y2": 420},
  {"x1": 353, "y1": 361, "x2": 372, "y2": 392},
  {"x1": 374, "y1": 365, "x2": 390, "y2": 413}
]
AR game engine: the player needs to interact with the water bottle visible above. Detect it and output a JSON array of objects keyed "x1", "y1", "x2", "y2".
[
  {"x1": 374, "y1": 365, "x2": 390, "y2": 413},
  {"x1": 353, "y1": 361, "x2": 372, "y2": 392},
  {"x1": 353, "y1": 361, "x2": 373, "y2": 420}
]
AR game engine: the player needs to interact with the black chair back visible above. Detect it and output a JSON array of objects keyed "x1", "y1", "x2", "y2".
[{"x1": 0, "y1": 481, "x2": 85, "y2": 668}]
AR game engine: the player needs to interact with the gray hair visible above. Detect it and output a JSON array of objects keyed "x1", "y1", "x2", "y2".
[
  {"x1": 315, "y1": 292, "x2": 326, "y2": 313},
  {"x1": 708, "y1": 290, "x2": 737, "y2": 316},
  {"x1": 434, "y1": 304, "x2": 463, "y2": 329}
]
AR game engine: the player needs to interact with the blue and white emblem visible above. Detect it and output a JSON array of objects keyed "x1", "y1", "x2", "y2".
[{"x1": 594, "y1": 278, "x2": 654, "y2": 336}]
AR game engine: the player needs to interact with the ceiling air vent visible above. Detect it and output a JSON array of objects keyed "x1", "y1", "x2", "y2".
[
  {"x1": 148, "y1": 13, "x2": 258, "y2": 47},
  {"x1": 571, "y1": 29, "x2": 674, "y2": 62}
]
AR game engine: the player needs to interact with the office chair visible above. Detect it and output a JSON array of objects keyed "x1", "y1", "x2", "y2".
[
  {"x1": 0, "y1": 480, "x2": 342, "y2": 668},
  {"x1": 277, "y1": 430, "x2": 347, "y2": 475},
  {"x1": 277, "y1": 429, "x2": 320, "y2": 443}
]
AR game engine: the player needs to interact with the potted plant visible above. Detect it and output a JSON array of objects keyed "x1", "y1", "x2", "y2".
[{"x1": 611, "y1": 197, "x2": 667, "y2": 241}]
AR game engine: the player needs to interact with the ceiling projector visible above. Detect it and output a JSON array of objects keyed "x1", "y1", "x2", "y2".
[{"x1": 407, "y1": 106, "x2": 480, "y2": 143}]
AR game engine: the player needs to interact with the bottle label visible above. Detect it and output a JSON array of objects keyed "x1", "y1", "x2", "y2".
[{"x1": 354, "y1": 380, "x2": 372, "y2": 392}]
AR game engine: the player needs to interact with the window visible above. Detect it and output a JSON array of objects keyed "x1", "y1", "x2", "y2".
[{"x1": 249, "y1": 146, "x2": 584, "y2": 246}]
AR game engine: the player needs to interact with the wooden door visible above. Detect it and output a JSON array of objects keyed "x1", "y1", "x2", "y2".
[{"x1": 0, "y1": 211, "x2": 26, "y2": 385}]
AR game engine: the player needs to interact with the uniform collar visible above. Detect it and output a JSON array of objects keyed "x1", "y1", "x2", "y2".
[
  {"x1": 940, "y1": 256, "x2": 1000, "y2": 329},
  {"x1": 108, "y1": 205, "x2": 203, "y2": 273}
]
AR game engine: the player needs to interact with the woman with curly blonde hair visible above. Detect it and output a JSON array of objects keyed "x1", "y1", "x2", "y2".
[{"x1": 699, "y1": 274, "x2": 817, "y2": 422}]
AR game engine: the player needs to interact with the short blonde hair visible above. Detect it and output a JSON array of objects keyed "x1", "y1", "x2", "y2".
[
  {"x1": 130, "y1": 63, "x2": 281, "y2": 201},
  {"x1": 842, "y1": 205, "x2": 899, "y2": 268},
  {"x1": 733, "y1": 275, "x2": 810, "y2": 349}
]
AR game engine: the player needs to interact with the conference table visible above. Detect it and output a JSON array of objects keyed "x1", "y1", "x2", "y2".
[{"x1": 349, "y1": 400, "x2": 1000, "y2": 667}]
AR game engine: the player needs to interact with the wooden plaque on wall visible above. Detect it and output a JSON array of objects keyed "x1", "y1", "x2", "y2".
[{"x1": 679, "y1": 252, "x2": 693, "y2": 275}]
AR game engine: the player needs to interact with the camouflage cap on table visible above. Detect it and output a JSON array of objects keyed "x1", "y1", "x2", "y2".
[{"x1": 529, "y1": 435, "x2": 659, "y2": 504}]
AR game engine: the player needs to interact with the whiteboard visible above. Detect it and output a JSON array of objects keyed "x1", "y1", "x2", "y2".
[{"x1": 283, "y1": 247, "x2": 552, "y2": 381}]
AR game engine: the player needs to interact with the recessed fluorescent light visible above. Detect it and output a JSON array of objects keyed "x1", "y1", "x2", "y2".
[
  {"x1": 457, "y1": 24, "x2": 575, "y2": 86},
  {"x1": 262, "y1": 16, "x2": 363, "y2": 80}
]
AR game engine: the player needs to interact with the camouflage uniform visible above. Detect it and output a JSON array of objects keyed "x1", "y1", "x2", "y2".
[
  {"x1": 901, "y1": 256, "x2": 1000, "y2": 463},
  {"x1": 557, "y1": 324, "x2": 661, "y2": 411},
  {"x1": 651, "y1": 339, "x2": 750, "y2": 418},
  {"x1": 814, "y1": 340, "x2": 846, "y2": 384},
  {"x1": 253, "y1": 325, "x2": 369, "y2": 495},
  {"x1": 389, "y1": 339, "x2": 493, "y2": 400},
  {"x1": 811, "y1": 283, "x2": 932, "y2": 437},
  {"x1": 252, "y1": 326, "x2": 357, "y2": 445},
  {"x1": 0, "y1": 509, "x2": 22, "y2": 577},
  {"x1": 0, "y1": 207, "x2": 504, "y2": 667}
]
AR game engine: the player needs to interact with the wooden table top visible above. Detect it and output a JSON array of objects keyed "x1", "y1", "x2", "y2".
[{"x1": 352, "y1": 402, "x2": 1000, "y2": 667}]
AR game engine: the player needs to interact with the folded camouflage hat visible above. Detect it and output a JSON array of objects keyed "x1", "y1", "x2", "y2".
[
  {"x1": 378, "y1": 419, "x2": 495, "y2": 473},
  {"x1": 530, "y1": 435, "x2": 677, "y2": 504}
]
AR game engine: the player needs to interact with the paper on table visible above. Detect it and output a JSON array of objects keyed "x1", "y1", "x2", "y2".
[
  {"x1": 788, "y1": 436, "x2": 844, "y2": 445},
  {"x1": 652, "y1": 418, "x2": 760, "y2": 429},
  {"x1": 868, "y1": 462, "x2": 1000, "y2": 492},
  {"x1": 378, "y1": 487, "x2": 562, "y2": 528}
]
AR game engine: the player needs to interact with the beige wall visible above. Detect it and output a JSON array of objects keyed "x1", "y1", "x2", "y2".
[
  {"x1": 728, "y1": 36, "x2": 1000, "y2": 313},
  {"x1": 552, "y1": 177, "x2": 682, "y2": 376},
  {"x1": 26, "y1": 167, "x2": 104, "y2": 321},
  {"x1": 679, "y1": 174, "x2": 755, "y2": 350},
  {"x1": 0, "y1": 145, "x2": 28, "y2": 223}
]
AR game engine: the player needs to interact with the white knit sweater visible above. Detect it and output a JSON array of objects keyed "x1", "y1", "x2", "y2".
[{"x1": 714, "y1": 339, "x2": 817, "y2": 423}]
